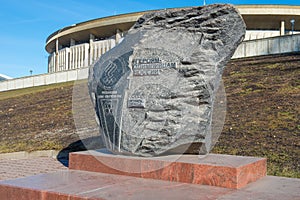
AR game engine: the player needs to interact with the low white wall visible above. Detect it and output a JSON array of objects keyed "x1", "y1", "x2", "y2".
[
  {"x1": 232, "y1": 34, "x2": 300, "y2": 59},
  {"x1": 0, "y1": 68, "x2": 89, "y2": 92}
]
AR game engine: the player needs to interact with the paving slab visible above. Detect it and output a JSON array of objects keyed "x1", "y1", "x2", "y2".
[
  {"x1": 219, "y1": 176, "x2": 300, "y2": 200},
  {"x1": 0, "y1": 170, "x2": 235, "y2": 200},
  {"x1": 0, "y1": 170, "x2": 299, "y2": 200},
  {"x1": 0, "y1": 157, "x2": 67, "y2": 180}
]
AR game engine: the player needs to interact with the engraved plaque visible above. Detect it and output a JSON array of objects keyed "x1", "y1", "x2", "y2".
[{"x1": 128, "y1": 98, "x2": 146, "y2": 108}]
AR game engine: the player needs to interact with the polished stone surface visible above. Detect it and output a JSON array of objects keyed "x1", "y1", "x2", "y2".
[
  {"x1": 88, "y1": 4, "x2": 246, "y2": 156},
  {"x1": 0, "y1": 170, "x2": 299, "y2": 200},
  {"x1": 69, "y1": 150, "x2": 266, "y2": 189}
]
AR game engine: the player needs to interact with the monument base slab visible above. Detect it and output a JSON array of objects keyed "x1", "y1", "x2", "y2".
[
  {"x1": 69, "y1": 150, "x2": 267, "y2": 189},
  {"x1": 1, "y1": 170, "x2": 299, "y2": 200}
]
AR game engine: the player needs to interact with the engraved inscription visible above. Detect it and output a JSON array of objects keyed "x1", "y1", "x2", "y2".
[
  {"x1": 98, "y1": 90, "x2": 122, "y2": 99},
  {"x1": 128, "y1": 98, "x2": 146, "y2": 108},
  {"x1": 132, "y1": 57, "x2": 177, "y2": 76}
]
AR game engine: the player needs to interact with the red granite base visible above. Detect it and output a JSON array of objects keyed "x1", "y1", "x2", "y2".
[
  {"x1": 0, "y1": 170, "x2": 236, "y2": 200},
  {"x1": 69, "y1": 150, "x2": 267, "y2": 189},
  {"x1": 1, "y1": 171, "x2": 299, "y2": 200}
]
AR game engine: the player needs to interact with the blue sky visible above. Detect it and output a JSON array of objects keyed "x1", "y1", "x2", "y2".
[{"x1": 0, "y1": 0, "x2": 299, "y2": 78}]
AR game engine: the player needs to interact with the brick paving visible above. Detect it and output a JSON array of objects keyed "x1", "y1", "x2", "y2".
[{"x1": 0, "y1": 157, "x2": 67, "y2": 180}]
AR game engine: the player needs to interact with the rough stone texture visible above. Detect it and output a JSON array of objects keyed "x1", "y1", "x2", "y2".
[{"x1": 89, "y1": 4, "x2": 246, "y2": 156}]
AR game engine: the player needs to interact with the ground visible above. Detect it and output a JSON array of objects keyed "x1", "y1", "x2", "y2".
[{"x1": 0, "y1": 53, "x2": 299, "y2": 178}]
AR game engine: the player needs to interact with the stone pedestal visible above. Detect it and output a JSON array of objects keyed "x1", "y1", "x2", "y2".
[
  {"x1": 2, "y1": 151, "x2": 298, "y2": 200},
  {"x1": 69, "y1": 150, "x2": 267, "y2": 189}
]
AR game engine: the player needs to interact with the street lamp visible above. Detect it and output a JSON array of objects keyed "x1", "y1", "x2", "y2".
[{"x1": 290, "y1": 19, "x2": 295, "y2": 35}]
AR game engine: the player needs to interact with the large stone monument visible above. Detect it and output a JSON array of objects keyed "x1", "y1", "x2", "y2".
[
  {"x1": 0, "y1": 6, "x2": 278, "y2": 199},
  {"x1": 88, "y1": 4, "x2": 246, "y2": 156}
]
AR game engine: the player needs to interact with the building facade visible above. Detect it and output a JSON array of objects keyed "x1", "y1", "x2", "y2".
[{"x1": 45, "y1": 5, "x2": 300, "y2": 73}]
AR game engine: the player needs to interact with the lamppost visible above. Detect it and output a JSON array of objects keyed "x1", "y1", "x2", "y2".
[{"x1": 290, "y1": 19, "x2": 295, "y2": 35}]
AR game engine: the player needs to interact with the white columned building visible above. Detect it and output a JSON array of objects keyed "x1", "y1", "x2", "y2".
[{"x1": 45, "y1": 5, "x2": 300, "y2": 73}]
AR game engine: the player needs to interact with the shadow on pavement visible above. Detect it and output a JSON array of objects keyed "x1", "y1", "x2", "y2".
[{"x1": 57, "y1": 136, "x2": 105, "y2": 167}]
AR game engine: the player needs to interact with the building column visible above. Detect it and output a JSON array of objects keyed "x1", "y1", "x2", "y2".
[
  {"x1": 280, "y1": 20, "x2": 285, "y2": 36},
  {"x1": 89, "y1": 34, "x2": 95, "y2": 65},
  {"x1": 70, "y1": 38, "x2": 76, "y2": 46},
  {"x1": 84, "y1": 43, "x2": 89, "y2": 67},
  {"x1": 116, "y1": 29, "x2": 122, "y2": 44},
  {"x1": 55, "y1": 38, "x2": 59, "y2": 72}
]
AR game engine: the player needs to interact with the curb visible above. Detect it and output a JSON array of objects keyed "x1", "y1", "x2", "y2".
[{"x1": 0, "y1": 150, "x2": 60, "y2": 160}]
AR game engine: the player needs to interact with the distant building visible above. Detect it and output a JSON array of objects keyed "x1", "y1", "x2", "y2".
[
  {"x1": 45, "y1": 5, "x2": 300, "y2": 73},
  {"x1": 0, "y1": 74, "x2": 12, "y2": 82}
]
